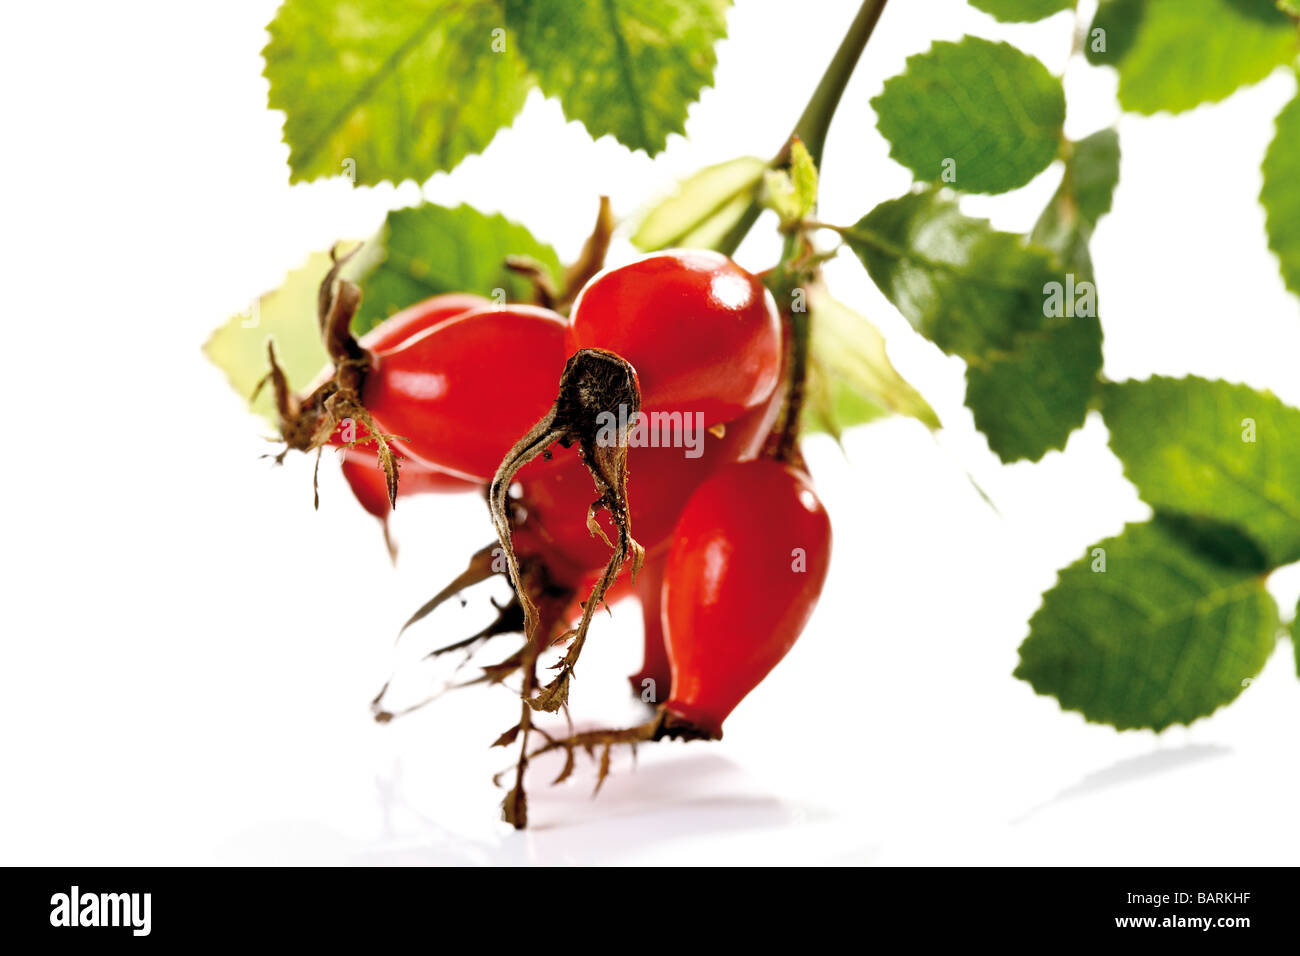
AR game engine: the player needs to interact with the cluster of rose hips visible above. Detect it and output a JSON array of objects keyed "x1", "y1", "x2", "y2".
[{"x1": 264, "y1": 239, "x2": 832, "y2": 825}]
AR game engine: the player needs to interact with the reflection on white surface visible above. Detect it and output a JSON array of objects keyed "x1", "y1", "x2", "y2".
[{"x1": 1010, "y1": 744, "x2": 1232, "y2": 826}]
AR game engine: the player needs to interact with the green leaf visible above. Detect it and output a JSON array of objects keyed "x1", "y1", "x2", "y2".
[
  {"x1": 1101, "y1": 376, "x2": 1300, "y2": 567},
  {"x1": 1262, "y1": 90, "x2": 1300, "y2": 299},
  {"x1": 846, "y1": 190, "x2": 1100, "y2": 461},
  {"x1": 633, "y1": 158, "x2": 765, "y2": 251},
  {"x1": 1281, "y1": 1, "x2": 1300, "y2": 17},
  {"x1": 504, "y1": 0, "x2": 729, "y2": 155},
  {"x1": 963, "y1": 314, "x2": 1102, "y2": 461},
  {"x1": 204, "y1": 251, "x2": 352, "y2": 424},
  {"x1": 632, "y1": 157, "x2": 766, "y2": 251},
  {"x1": 1016, "y1": 520, "x2": 1279, "y2": 730},
  {"x1": 1084, "y1": 0, "x2": 1148, "y2": 67},
  {"x1": 802, "y1": 372, "x2": 888, "y2": 439},
  {"x1": 1107, "y1": 0, "x2": 1296, "y2": 115},
  {"x1": 845, "y1": 190, "x2": 1059, "y2": 357},
  {"x1": 969, "y1": 0, "x2": 1074, "y2": 22},
  {"x1": 264, "y1": 0, "x2": 532, "y2": 184},
  {"x1": 1032, "y1": 127, "x2": 1121, "y2": 280},
  {"x1": 804, "y1": 285, "x2": 940, "y2": 433},
  {"x1": 984, "y1": 129, "x2": 1118, "y2": 459},
  {"x1": 1152, "y1": 512, "x2": 1270, "y2": 572},
  {"x1": 871, "y1": 37, "x2": 1066, "y2": 194},
  {"x1": 353, "y1": 204, "x2": 562, "y2": 334}
]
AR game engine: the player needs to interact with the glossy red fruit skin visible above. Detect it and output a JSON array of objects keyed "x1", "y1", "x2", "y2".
[
  {"x1": 305, "y1": 292, "x2": 493, "y2": 398},
  {"x1": 360, "y1": 293, "x2": 491, "y2": 352},
  {"x1": 362, "y1": 304, "x2": 569, "y2": 482},
  {"x1": 515, "y1": 377, "x2": 783, "y2": 571},
  {"x1": 567, "y1": 251, "x2": 782, "y2": 425},
  {"x1": 661, "y1": 461, "x2": 831, "y2": 738},
  {"x1": 628, "y1": 552, "x2": 671, "y2": 702},
  {"x1": 312, "y1": 292, "x2": 489, "y2": 518}
]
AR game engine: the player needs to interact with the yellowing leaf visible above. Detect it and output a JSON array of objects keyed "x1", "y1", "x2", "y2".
[
  {"x1": 631, "y1": 156, "x2": 767, "y2": 251},
  {"x1": 264, "y1": 0, "x2": 532, "y2": 184},
  {"x1": 804, "y1": 285, "x2": 939, "y2": 434},
  {"x1": 204, "y1": 251, "x2": 361, "y2": 424}
]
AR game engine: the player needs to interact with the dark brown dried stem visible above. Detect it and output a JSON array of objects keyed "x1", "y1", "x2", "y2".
[
  {"x1": 499, "y1": 569, "x2": 577, "y2": 828},
  {"x1": 521, "y1": 709, "x2": 716, "y2": 794},
  {"x1": 501, "y1": 637, "x2": 538, "y2": 828}
]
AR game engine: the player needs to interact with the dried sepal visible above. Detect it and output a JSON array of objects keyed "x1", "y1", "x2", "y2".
[
  {"x1": 259, "y1": 246, "x2": 407, "y2": 507},
  {"x1": 504, "y1": 256, "x2": 558, "y2": 310},
  {"x1": 552, "y1": 747, "x2": 577, "y2": 785},
  {"x1": 398, "y1": 543, "x2": 502, "y2": 636},
  {"x1": 594, "y1": 743, "x2": 613, "y2": 794},
  {"x1": 370, "y1": 546, "x2": 529, "y2": 723},
  {"x1": 501, "y1": 785, "x2": 527, "y2": 829},
  {"x1": 492, "y1": 724, "x2": 522, "y2": 748},
  {"x1": 560, "y1": 196, "x2": 614, "y2": 307},
  {"x1": 526, "y1": 669, "x2": 571, "y2": 714}
]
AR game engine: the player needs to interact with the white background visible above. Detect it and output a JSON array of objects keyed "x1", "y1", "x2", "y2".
[{"x1": 3, "y1": 0, "x2": 1299, "y2": 865}]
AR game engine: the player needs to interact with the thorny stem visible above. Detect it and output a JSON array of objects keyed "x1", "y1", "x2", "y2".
[
  {"x1": 714, "y1": 0, "x2": 890, "y2": 257},
  {"x1": 520, "y1": 709, "x2": 716, "y2": 795}
]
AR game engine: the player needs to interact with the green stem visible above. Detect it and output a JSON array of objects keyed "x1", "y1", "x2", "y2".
[
  {"x1": 714, "y1": 0, "x2": 890, "y2": 256},
  {"x1": 765, "y1": 231, "x2": 815, "y2": 465},
  {"x1": 790, "y1": 0, "x2": 890, "y2": 167}
]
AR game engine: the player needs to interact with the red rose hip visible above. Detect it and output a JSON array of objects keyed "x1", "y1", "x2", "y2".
[
  {"x1": 567, "y1": 251, "x2": 782, "y2": 425},
  {"x1": 661, "y1": 460, "x2": 831, "y2": 738}
]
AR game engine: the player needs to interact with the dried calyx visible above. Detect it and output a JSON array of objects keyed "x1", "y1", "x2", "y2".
[
  {"x1": 255, "y1": 244, "x2": 405, "y2": 508},
  {"x1": 488, "y1": 347, "x2": 646, "y2": 713},
  {"x1": 507, "y1": 195, "x2": 615, "y2": 313}
]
